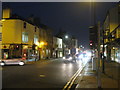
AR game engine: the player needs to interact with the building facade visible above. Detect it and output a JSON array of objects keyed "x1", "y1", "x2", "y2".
[
  {"x1": 103, "y1": 3, "x2": 120, "y2": 63},
  {"x1": 53, "y1": 37, "x2": 63, "y2": 58},
  {"x1": 1, "y1": 8, "x2": 53, "y2": 61}
]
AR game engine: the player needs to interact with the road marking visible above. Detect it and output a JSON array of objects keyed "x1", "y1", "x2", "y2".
[
  {"x1": 63, "y1": 61, "x2": 89, "y2": 90},
  {"x1": 39, "y1": 75, "x2": 45, "y2": 77},
  {"x1": 63, "y1": 68, "x2": 82, "y2": 90}
]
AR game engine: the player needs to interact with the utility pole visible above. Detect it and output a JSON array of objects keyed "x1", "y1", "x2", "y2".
[{"x1": 97, "y1": 21, "x2": 102, "y2": 89}]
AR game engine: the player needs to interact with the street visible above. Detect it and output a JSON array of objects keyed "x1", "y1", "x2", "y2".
[
  {"x1": 2, "y1": 58, "x2": 88, "y2": 88},
  {"x1": 0, "y1": 2, "x2": 119, "y2": 89}
]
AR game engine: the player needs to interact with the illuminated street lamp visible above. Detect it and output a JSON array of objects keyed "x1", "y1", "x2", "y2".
[{"x1": 65, "y1": 35, "x2": 68, "y2": 39}]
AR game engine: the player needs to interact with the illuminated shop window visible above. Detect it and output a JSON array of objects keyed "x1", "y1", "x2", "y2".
[{"x1": 22, "y1": 32, "x2": 28, "y2": 43}]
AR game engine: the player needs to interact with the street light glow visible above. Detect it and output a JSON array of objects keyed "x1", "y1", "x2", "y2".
[{"x1": 65, "y1": 35, "x2": 68, "y2": 39}]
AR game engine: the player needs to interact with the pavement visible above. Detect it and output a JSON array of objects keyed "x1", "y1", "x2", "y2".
[{"x1": 75, "y1": 59, "x2": 120, "y2": 89}]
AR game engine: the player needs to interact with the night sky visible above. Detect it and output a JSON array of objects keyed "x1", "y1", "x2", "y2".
[{"x1": 2, "y1": 2, "x2": 117, "y2": 49}]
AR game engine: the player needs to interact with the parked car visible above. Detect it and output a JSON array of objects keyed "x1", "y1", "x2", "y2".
[{"x1": 0, "y1": 58, "x2": 26, "y2": 66}]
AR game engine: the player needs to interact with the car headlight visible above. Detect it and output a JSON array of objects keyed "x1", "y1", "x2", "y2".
[
  {"x1": 19, "y1": 61, "x2": 24, "y2": 66},
  {"x1": 0, "y1": 62, "x2": 5, "y2": 66},
  {"x1": 63, "y1": 57, "x2": 65, "y2": 59}
]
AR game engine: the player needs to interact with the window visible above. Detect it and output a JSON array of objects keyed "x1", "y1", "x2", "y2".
[
  {"x1": 35, "y1": 27, "x2": 36, "y2": 32},
  {"x1": 34, "y1": 35, "x2": 38, "y2": 44},
  {"x1": 24, "y1": 22, "x2": 26, "y2": 28},
  {"x1": 22, "y1": 32, "x2": 28, "y2": 43}
]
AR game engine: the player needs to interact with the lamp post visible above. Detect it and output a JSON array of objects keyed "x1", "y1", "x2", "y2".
[
  {"x1": 64, "y1": 35, "x2": 69, "y2": 47},
  {"x1": 64, "y1": 35, "x2": 69, "y2": 56}
]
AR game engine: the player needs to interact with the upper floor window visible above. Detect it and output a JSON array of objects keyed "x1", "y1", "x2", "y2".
[
  {"x1": 22, "y1": 32, "x2": 28, "y2": 43},
  {"x1": 24, "y1": 22, "x2": 26, "y2": 29},
  {"x1": 35, "y1": 27, "x2": 37, "y2": 32},
  {"x1": 34, "y1": 35, "x2": 38, "y2": 44}
]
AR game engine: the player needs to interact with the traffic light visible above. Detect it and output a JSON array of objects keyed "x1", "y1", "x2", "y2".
[
  {"x1": 89, "y1": 41, "x2": 93, "y2": 49},
  {"x1": 90, "y1": 43, "x2": 93, "y2": 46}
]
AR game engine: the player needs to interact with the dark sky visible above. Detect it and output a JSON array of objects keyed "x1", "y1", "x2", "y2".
[{"x1": 2, "y1": 2, "x2": 117, "y2": 49}]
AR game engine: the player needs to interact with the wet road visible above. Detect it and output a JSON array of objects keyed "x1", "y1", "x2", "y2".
[{"x1": 2, "y1": 58, "x2": 88, "y2": 88}]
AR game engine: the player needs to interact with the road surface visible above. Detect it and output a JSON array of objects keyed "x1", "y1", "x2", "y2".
[{"x1": 2, "y1": 58, "x2": 88, "y2": 88}]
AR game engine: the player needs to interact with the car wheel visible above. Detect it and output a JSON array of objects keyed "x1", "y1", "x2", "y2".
[{"x1": 19, "y1": 61, "x2": 25, "y2": 66}]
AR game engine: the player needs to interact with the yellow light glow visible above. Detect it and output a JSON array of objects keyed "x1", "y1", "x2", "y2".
[
  {"x1": 23, "y1": 46, "x2": 28, "y2": 49},
  {"x1": 1, "y1": 19, "x2": 6, "y2": 22},
  {"x1": 35, "y1": 42, "x2": 40, "y2": 46},
  {"x1": 44, "y1": 42, "x2": 48, "y2": 45},
  {"x1": 40, "y1": 41, "x2": 45, "y2": 46},
  {"x1": 39, "y1": 45, "x2": 42, "y2": 48}
]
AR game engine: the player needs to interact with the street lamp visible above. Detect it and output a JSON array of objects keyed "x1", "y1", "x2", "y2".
[{"x1": 65, "y1": 35, "x2": 68, "y2": 39}]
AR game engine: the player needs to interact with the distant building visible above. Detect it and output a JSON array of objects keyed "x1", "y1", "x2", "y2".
[
  {"x1": 89, "y1": 25, "x2": 98, "y2": 50},
  {"x1": 71, "y1": 38, "x2": 78, "y2": 48},
  {"x1": 53, "y1": 37, "x2": 63, "y2": 58}
]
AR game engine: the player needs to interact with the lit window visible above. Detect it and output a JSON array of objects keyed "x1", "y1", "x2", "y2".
[
  {"x1": 22, "y1": 32, "x2": 28, "y2": 43},
  {"x1": 34, "y1": 35, "x2": 38, "y2": 44}
]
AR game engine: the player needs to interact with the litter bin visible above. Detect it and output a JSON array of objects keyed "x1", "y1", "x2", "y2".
[{"x1": 92, "y1": 57, "x2": 96, "y2": 71}]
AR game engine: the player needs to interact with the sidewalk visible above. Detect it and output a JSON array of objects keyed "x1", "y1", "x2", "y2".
[{"x1": 75, "y1": 60, "x2": 120, "y2": 89}]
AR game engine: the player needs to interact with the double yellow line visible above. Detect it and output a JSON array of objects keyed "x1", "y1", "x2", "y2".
[
  {"x1": 62, "y1": 67, "x2": 83, "y2": 90},
  {"x1": 63, "y1": 60, "x2": 89, "y2": 90}
]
